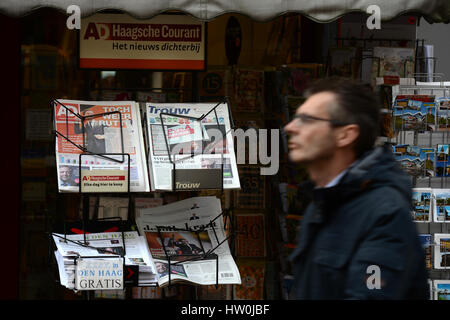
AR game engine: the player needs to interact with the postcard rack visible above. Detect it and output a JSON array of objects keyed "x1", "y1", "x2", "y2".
[
  {"x1": 158, "y1": 97, "x2": 235, "y2": 192},
  {"x1": 391, "y1": 86, "x2": 450, "y2": 284},
  {"x1": 155, "y1": 207, "x2": 235, "y2": 287},
  {"x1": 391, "y1": 85, "x2": 450, "y2": 189}
]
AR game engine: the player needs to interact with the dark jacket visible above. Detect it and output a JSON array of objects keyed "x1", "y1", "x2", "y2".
[{"x1": 289, "y1": 144, "x2": 429, "y2": 300}]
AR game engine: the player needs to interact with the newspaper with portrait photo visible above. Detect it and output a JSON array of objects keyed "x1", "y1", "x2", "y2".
[
  {"x1": 136, "y1": 196, "x2": 241, "y2": 287},
  {"x1": 53, "y1": 99, "x2": 149, "y2": 193}
]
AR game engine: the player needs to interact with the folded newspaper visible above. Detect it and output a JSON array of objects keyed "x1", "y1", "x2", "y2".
[
  {"x1": 136, "y1": 196, "x2": 241, "y2": 287},
  {"x1": 145, "y1": 102, "x2": 241, "y2": 191},
  {"x1": 52, "y1": 231, "x2": 157, "y2": 290},
  {"x1": 53, "y1": 99, "x2": 149, "y2": 193}
]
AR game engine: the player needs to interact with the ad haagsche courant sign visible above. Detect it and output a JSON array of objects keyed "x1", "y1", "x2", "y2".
[{"x1": 80, "y1": 14, "x2": 206, "y2": 70}]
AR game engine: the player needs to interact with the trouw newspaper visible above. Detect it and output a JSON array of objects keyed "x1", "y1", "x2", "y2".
[
  {"x1": 145, "y1": 102, "x2": 241, "y2": 191},
  {"x1": 54, "y1": 100, "x2": 149, "y2": 192},
  {"x1": 136, "y1": 196, "x2": 241, "y2": 287}
]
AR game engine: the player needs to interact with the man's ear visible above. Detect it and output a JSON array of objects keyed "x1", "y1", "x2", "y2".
[{"x1": 335, "y1": 124, "x2": 359, "y2": 148}]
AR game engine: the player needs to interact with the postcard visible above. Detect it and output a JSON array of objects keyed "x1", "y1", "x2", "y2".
[
  {"x1": 393, "y1": 145, "x2": 435, "y2": 177},
  {"x1": 419, "y1": 234, "x2": 433, "y2": 270},
  {"x1": 434, "y1": 280, "x2": 450, "y2": 300},
  {"x1": 433, "y1": 189, "x2": 450, "y2": 222},
  {"x1": 436, "y1": 98, "x2": 450, "y2": 131},
  {"x1": 412, "y1": 189, "x2": 432, "y2": 222},
  {"x1": 393, "y1": 97, "x2": 436, "y2": 131},
  {"x1": 436, "y1": 144, "x2": 450, "y2": 177},
  {"x1": 433, "y1": 234, "x2": 450, "y2": 269}
]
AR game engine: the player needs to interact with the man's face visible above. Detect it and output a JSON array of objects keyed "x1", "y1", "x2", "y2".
[
  {"x1": 60, "y1": 166, "x2": 71, "y2": 181},
  {"x1": 156, "y1": 262, "x2": 166, "y2": 273},
  {"x1": 284, "y1": 92, "x2": 339, "y2": 164}
]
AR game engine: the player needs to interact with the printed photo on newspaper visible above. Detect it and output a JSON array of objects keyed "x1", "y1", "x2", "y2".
[
  {"x1": 145, "y1": 102, "x2": 240, "y2": 191},
  {"x1": 53, "y1": 99, "x2": 149, "y2": 192},
  {"x1": 136, "y1": 196, "x2": 241, "y2": 287}
]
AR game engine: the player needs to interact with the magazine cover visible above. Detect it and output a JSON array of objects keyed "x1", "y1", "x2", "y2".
[
  {"x1": 412, "y1": 188, "x2": 432, "y2": 222},
  {"x1": 235, "y1": 213, "x2": 266, "y2": 258},
  {"x1": 235, "y1": 166, "x2": 265, "y2": 209},
  {"x1": 433, "y1": 189, "x2": 450, "y2": 222},
  {"x1": 53, "y1": 100, "x2": 149, "y2": 192},
  {"x1": 433, "y1": 280, "x2": 450, "y2": 300},
  {"x1": 145, "y1": 102, "x2": 240, "y2": 191},
  {"x1": 419, "y1": 234, "x2": 433, "y2": 270},
  {"x1": 436, "y1": 144, "x2": 450, "y2": 177},
  {"x1": 231, "y1": 68, "x2": 265, "y2": 113},
  {"x1": 433, "y1": 234, "x2": 450, "y2": 269},
  {"x1": 197, "y1": 67, "x2": 231, "y2": 103}
]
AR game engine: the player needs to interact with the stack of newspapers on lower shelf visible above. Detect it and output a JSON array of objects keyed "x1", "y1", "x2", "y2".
[{"x1": 52, "y1": 231, "x2": 158, "y2": 290}]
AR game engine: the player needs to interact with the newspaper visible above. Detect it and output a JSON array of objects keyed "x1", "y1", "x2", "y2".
[
  {"x1": 136, "y1": 196, "x2": 241, "y2": 287},
  {"x1": 145, "y1": 102, "x2": 241, "y2": 191},
  {"x1": 53, "y1": 99, "x2": 149, "y2": 192},
  {"x1": 52, "y1": 231, "x2": 157, "y2": 289}
]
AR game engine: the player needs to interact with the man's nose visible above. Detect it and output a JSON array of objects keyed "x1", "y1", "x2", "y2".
[{"x1": 284, "y1": 120, "x2": 296, "y2": 134}]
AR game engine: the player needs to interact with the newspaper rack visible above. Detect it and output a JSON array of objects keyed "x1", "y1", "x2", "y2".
[
  {"x1": 155, "y1": 207, "x2": 235, "y2": 287},
  {"x1": 51, "y1": 99, "x2": 136, "y2": 293},
  {"x1": 158, "y1": 97, "x2": 235, "y2": 192}
]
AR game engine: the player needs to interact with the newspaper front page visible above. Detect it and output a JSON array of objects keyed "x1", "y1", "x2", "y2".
[
  {"x1": 136, "y1": 196, "x2": 241, "y2": 287},
  {"x1": 52, "y1": 231, "x2": 157, "y2": 289},
  {"x1": 145, "y1": 102, "x2": 240, "y2": 191},
  {"x1": 54, "y1": 99, "x2": 149, "y2": 192}
]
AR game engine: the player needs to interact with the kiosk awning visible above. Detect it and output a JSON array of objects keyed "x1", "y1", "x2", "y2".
[{"x1": 1, "y1": 0, "x2": 449, "y2": 23}]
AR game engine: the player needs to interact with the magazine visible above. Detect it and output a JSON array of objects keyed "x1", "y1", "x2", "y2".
[
  {"x1": 433, "y1": 189, "x2": 450, "y2": 222},
  {"x1": 235, "y1": 213, "x2": 266, "y2": 258},
  {"x1": 233, "y1": 259, "x2": 265, "y2": 300},
  {"x1": 54, "y1": 100, "x2": 149, "y2": 193},
  {"x1": 136, "y1": 196, "x2": 241, "y2": 287},
  {"x1": 52, "y1": 231, "x2": 157, "y2": 289},
  {"x1": 197, "y1": 67, "x2": 231, "y2": 103},
  {"x1": 412, "y1": 188, "x2": 432, "y2": 222},
  {"x1": 231, "y1": 68, "x2": 265, "y2": 113},
  {"x1": 145, "y1": 102, "x2": 240, "y2": 191},
  {"x1": 433, "y1": 234, "x2": 450, "y2": 269},
  {"x1": 235, "y1": 166, "x2": 265, "y2": 209}
]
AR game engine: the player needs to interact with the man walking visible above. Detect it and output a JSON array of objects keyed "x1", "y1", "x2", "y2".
[{"x1": 284, "y1": 78, "x2": 429, "y2": 299}]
